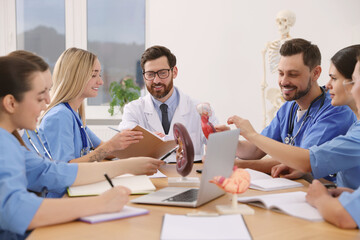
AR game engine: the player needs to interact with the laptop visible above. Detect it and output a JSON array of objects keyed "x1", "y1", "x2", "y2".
[{"x1": 131, "y1": 129, "x2": 240, "y2": 207}]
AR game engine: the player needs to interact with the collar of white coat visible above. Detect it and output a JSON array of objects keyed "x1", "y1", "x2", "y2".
[{"x1": 144, "y1": 87, "x2": 191, "y2": 116}]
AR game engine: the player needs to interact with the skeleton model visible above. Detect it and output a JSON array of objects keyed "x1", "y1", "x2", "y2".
[{"x1": 261, "y1": 10, "x2": 296, "y2": 127}]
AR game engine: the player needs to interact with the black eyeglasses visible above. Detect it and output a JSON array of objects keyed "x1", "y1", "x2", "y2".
[{"x1": 143, "y1": 68, "x2": 173, "y2": 81}]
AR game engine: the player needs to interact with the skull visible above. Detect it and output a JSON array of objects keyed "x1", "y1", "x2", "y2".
[{"x1": 276, "y1": 10, "x2": 296, "y2": 35}]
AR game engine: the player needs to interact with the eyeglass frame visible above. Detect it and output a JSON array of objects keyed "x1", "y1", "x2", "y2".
[
  {"x1": 142, "y1": 67, "x2": 174, "y2": 81},
  {"x1": 343, "y1": 80, "x2": 355, "y2": 86}
]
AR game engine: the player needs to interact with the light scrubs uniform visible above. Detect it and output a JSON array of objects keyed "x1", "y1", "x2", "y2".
[
  {"x1": 22, "y1": 130, "x2": 73, "y2": 198},
  {"x1": 338, "y1": 188, "x2": 360, "y2": 228},
  {"x1": 0, "y1": 128, "x2": 78, "y2": 239},
  {"x1": 39, "y1": 103, "x2": 101, "y2": 162},
  {"x1": 310, "y1": 121, "x2": 360, "y2": 189}
]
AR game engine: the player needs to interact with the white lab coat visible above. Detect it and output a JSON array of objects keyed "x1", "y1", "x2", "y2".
[{"x1": 119, "y1": 88, "x2": 218, "y2": 155}]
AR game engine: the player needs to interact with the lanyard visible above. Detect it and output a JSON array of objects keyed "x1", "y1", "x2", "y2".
[
  {"x1": 25, "y1": 129, "x2": 53, "y2": 161},
  {"x1": 63, "y1": 102, "x2": 94, "y2": 156},
  {"x1": 285, "y1": 87, "x2": 326, "y2": 145}
]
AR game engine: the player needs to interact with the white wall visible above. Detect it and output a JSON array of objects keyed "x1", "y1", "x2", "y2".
[{"x1": 146, "y1": 0, "x2": 360, "y2": 131}]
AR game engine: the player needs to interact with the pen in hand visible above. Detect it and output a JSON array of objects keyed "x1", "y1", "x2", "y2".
[
  {"x1": 104, "y1": 173, "x2": 114, "y2": 188},
  {"x1": 160, "y1": 146, "x2": 179, "y2": 160},
  {"x1": 108, "y1": 127, "x2": 121, "y2": 132}
]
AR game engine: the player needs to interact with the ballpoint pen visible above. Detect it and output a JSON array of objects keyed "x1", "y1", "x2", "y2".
[
  {"x1": 104, "y1": 173, "x2": 114, "y2": 187},
  {"x1": 108, "y1": 127, "x2": 121, "y2": 132},
  {"x1": 160, "y1": 146, "x2": 179, "y2": 160}
]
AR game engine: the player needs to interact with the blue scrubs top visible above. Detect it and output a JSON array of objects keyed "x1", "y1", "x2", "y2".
[
  {"x1": 0, "y1": 128, "x2": 77, "y2": 238},
  {"x1": 21, "y1": 129, "x2": 78, "y2": 198},
  {"x1": 339, "y1": 188, "x2": 360, "y2": 227},
  {"x1": 39, "y1": 103, "x2": 101, "y2": 162},
  {"x1": 310, "y1": 121, "x2": 360, "y2": 189},
  {"x1": 261, "y1": 90, "x2": 356, "y2": 149}
]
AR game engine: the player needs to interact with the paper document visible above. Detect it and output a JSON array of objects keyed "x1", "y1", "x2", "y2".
[
  {"x1": 149, "y1": 170, "x2": 167, "y2": 178},
  {"x1": 238, "y1": 191, "x2": 323, "y2": 221},
  {"x1": 67, "y1": 175, "x2": 156, "y2": 196},
  {"x1": 113, "y1": 125, "x2": 176, "y2": 159},
  {"x1": 246, "y1": 168, "x2": 303, "y2": 191},
  {"x1": 164, "y1": 153, "x2": 203, "y2": 164},
  {"x1": 79, "y1": 205, "x2": 149, "y2": 223},
  {"x1": 160, "y1": 214, "x2": 252, "y2": 240}
]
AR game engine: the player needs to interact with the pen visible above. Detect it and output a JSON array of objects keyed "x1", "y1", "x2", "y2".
[
  {"x1": 104, "y1": 173, "x2": 114, "y2": 187},
  {"x1": 108, "y1": 126, "x2": 120, "y2": 132},
  {"x1": 160, "y1": 146, "x2": 179, "y2": 160}
]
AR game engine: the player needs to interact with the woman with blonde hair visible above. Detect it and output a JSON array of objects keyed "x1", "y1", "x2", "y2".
[{"x1": 40, "y1": 48, "x2": 156, "y2": 165}]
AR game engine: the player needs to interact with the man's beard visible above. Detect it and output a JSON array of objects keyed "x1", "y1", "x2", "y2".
[
  {"x1": 281, "y1": 77, "x2": 312, "y2": 101},
  {"x1": 147, "y1": 77, "x2": 174, "y2": 99}
]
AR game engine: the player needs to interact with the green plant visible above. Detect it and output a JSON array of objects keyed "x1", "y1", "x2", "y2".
[{"x1": 108, "y1": 78, "x2": 141, "y2": 116}]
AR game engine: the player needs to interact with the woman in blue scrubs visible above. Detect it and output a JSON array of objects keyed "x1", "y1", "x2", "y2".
[
  {"x1": 226, "y1": 45, "x2": 360, "y2": 228},
  {"x1": 39, "y1": 48, "x2": 144, "y2": 163},
  {"x1": 0, "y1": 56, "x2": 163, "y2": 239}
]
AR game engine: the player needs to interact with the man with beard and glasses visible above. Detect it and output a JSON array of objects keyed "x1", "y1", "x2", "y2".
[
  {"x1": 118, "y1": 45, "x2": 218, "y2": 156},
  {"x1": 216, "y1": 38, "x2": 356, "y2": 178}
]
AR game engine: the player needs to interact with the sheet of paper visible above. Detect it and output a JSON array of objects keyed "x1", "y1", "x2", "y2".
[
  {"x1": 164, "y1": 153, "x2": 203, "y2": 164},
  {"x1": 79, "y1": 206, "x2": 149, "y2": 223},
  {"x1": 160, "y1": 214, "x2": 252, "y2": 240},
  {"x1": 149, "y1": 170, "x2": 167, "y2": 178}
]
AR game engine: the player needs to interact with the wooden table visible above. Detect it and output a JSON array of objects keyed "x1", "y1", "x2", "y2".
[{"x1": 28, "y1": 163, "x2": 360, "y2": 240}]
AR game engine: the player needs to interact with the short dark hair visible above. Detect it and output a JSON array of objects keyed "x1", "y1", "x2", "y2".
[
  {"x1": 140, "y1": 45, "x2": 176, "y2": 71},
  {"x1": 8, "y1": 50, "x2": 49, "y2": 72},
  {"x1": 331, "y1": 45, "x2": 360, "y2": 79},
  {"x1": 0, "y1": 56, "x2": 40, "y2": 102},
  {"x1": 280, "y1": 38, "x2": 321, "y2": 70}
]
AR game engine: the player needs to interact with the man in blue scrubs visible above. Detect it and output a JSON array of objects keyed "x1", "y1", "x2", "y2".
[{"x1": 219, "y1": 38, "x2": 356, "y2": 175}]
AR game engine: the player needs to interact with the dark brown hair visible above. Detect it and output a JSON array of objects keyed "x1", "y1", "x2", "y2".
[
  {"x1": 331, "y1": 45, "x2": 360, "y2": 79},
  {"x1": 8, "y1": 50, "x2": 49, "y2": 72},
  {"x1": 140, "y1": 45, "x2": 176, "y2": 71},
  {"x1": 280, "y1": 38, "x2": 321, "y2": 70},
  {"x1": 0, "y1": 56, "x2": 40, "y2": 102}
]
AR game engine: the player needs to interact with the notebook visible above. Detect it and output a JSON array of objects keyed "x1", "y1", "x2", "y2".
[
  {"x1": 67, "y1": 174, "x2": 156, "y2": 196},
  {"x1": 237, "y1": 191, "x2": 323, "y2": 221},
  {"x1": 160, "y1": 214, "x2": 252, "y2": 240},
  {"x1": 131, "y1": 129, "x2": 240, "y2": 207},
  {"x1": 246, "y1": 168, "x2": 303, "y2": 191},
  {"x1": 79, "y1": 206, "x2": 149, "y2": 223}
]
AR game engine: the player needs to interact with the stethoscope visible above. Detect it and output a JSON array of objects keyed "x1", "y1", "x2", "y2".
[
  {"x1": 25, "y1": 129, "x2": 53, "y2": 161},
  {"x1": 284, "y1": 87, "x2": 326, "y2": 146},
  {"x1": 64, "y1": 102, "x2": 95, "y2": 156}
]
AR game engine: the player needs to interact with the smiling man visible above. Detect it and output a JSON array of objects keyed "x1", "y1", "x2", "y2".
[
  {"x1": 226, "y1": 38, "x2": 356, "y2": 176},
  {"x1": 118, "y1": 45, "x2": 218, "y2": 156}
]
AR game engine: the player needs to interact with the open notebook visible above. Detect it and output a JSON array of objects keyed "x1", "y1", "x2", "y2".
[
  {"x1": 67, "y1": 175, "x2": 156, "y2": 196},
  {"x1": 246, "y1": 168, "x2": 303, "y2": 191},
  {"x1": 238, "y1": 191, "x2": 323, "y2": 221}
]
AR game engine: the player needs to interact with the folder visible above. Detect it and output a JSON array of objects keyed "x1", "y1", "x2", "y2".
[{"x1": 113, "y1": 125, "x2": 177, "y2": 159}]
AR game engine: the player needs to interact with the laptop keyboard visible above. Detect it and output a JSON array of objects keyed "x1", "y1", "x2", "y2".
[{"x1": 163, "y1": 189, "x2": 199, "y2": 202}]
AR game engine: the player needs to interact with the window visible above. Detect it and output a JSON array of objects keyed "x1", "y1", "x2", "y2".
[
  {"x1": 16, "y1": 0, "x2": 65, "y2": 70},
  {"x1": 87, "y1": 0, "x2": 145, "y2": 107}
]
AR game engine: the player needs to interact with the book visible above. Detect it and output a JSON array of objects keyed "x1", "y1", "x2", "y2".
[
  {"x1": 245, "y1": 168, "x2": 303, "y2": 191},
  {"x1": 79, "y1": 205, "x2": 149, "y2": 223},
  {"x1": 160, "y1": 214, "x2": 252, "y2": 240},
  {"x1": 67, "y1": 174, "x2": 156, "y2": 197},
  {"x1": 237, "y1": 191, "x2": 323, "y2": 221},
  {"x1": 112, "y1": 125, "x2": 177, "y2": 159}
]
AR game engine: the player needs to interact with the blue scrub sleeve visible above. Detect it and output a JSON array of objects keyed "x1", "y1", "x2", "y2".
[
  {"x1": 261, "y1": 111, "x2": 283, "y2": 142},
  {"x1": 40, "y1": 107, "x2": 77, "y2": 162},
  {"x1": 0, "y1": 131, "x2": 43, "y2": 235},
  {"x1": 24, "y1": 150, "x2": 78, "y2": 192},
  {"x1": 300, "y1": 106, "x2": 356, "y2": 149},
  {"x1": 339, "y1": 189, "x2": 360, "y2": 227},
  {"x1": 309, "y1": 123, "x2": 360, "y2": 179}
]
